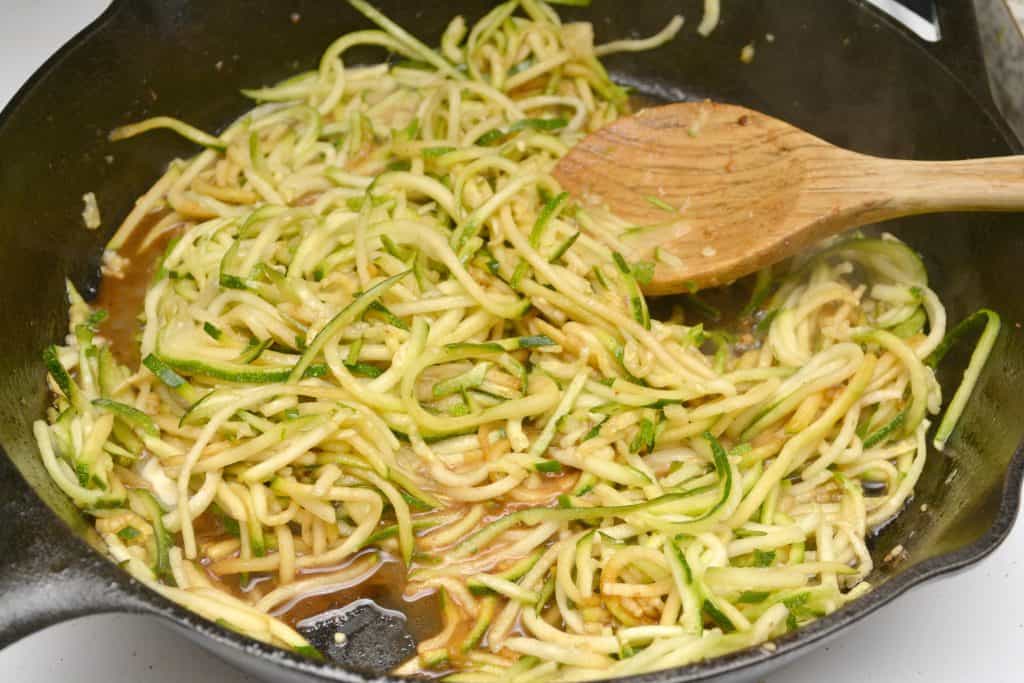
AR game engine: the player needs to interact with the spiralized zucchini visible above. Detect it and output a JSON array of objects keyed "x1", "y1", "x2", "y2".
[{"x1": 36, "y1": 0, "x2": 997, "y2": 679}]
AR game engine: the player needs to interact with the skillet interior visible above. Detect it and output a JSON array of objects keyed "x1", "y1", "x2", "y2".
[{"x1": 0, "y1": 1, "x2": 1022, "y2": 681}]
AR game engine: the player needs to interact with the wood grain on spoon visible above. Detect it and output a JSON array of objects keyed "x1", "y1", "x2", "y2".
[{"x1": 553, "y1": 101, "x2": 1024, "y2": 294}]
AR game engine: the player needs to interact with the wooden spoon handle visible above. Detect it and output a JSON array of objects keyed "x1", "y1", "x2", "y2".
[
  {"x1": 826, "y1": 154, "x2": 1024, "y2": 224},
  {"x1": 553, "y1": 100, "x2": 1024, "y2": 293}
]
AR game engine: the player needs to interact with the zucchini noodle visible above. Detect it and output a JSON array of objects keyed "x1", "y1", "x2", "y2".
[{"x1": 36, "y1": 1, "x2": 996, "y2": 679}]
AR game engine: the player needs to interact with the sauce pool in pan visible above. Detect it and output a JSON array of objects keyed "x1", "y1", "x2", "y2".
[{"x1": 95, "y1": 213, "x2": 447, "y2": 648}]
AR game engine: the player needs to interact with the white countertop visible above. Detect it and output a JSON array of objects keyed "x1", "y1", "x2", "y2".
[{"x1": 1, "y1": 2, "x2": 1022, "y2": 681}]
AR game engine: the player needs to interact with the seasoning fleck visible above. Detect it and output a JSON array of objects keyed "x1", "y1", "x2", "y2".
[
  {"x1": 883, "y1": 544, "x2": 906, "y2": 565},
  {"x1": 82, "y1": 192, "x2": 101, "y2": 230}
]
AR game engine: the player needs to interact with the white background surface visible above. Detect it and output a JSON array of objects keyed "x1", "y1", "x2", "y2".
[{"x1": 0, "y1": 1, "x2": 1022, "y2": 681}]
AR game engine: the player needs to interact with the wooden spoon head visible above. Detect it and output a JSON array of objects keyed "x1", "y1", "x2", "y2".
[{"x1": 553, "y1": 101, "x2": 844, "y2": 294}]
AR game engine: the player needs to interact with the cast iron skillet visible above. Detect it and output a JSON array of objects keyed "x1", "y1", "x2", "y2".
[{"x1": 1, "y1": 1, "x2": 1023, "y2": 681}]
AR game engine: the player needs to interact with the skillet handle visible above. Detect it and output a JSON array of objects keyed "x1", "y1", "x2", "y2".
[
  {"x1": 934, "y1": 0, "x2": 1024, "y2": 145},
  {"x1": 869, "y1": 0, "x2": 1021, "y2": 144},
  {"x1": 867, "y1": 0, "x2": 941, "y2": 41},
  {"x1": 930, "y1": 0, "x2": 991, "y2": 74},
  {"x1": 867, "y1": 1, "x2": 990, "y2": 75},
  {"x1": 0, "y1": 450, "x2": 149, "y2": 649},
  {"x1": 870, "y1": 0, "x2": 989, "y2": 59}
]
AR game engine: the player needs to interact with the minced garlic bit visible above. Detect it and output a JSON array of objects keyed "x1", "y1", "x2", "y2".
[
  {"x1": 100, "y1": 249, "x2": 128, "y2": 279},
  {"x1": 740, "y1": 42, "x2": 756, "y2": 64},
  {"x1": 81, "y1": 192, "x2": 101, "y2": 229},
  {"x1": 883, "y1": 544, "x2": 906, "y2": 564}
]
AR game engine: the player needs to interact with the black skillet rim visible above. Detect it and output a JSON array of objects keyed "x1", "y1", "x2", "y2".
[{"x1": 0, "y1": 1, "x2": 1021, "y2": 681}]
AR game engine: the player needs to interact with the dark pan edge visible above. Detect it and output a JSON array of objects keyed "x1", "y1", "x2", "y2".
[
  {"x1": 0, "y1": 2, "x2": 123, "y2": 128},
  {"x1": 0, "y1": 0, "x2": 1022, "y2": 681}
]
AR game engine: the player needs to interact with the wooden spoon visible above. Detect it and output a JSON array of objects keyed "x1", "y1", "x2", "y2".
[{"x1": 553, "y1": 101, "x2": 1024, "y2": 294}]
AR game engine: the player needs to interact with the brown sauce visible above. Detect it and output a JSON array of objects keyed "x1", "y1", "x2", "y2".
[
  {"x1": 279, "y1": 556, "x2": 442, "y2": 643},
  {"x1": 95, "y1": 210, "x2": 178, "y2": 367},
  {"x1": 95, "y1": 211, "x2": 447, "y2": 648}
]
